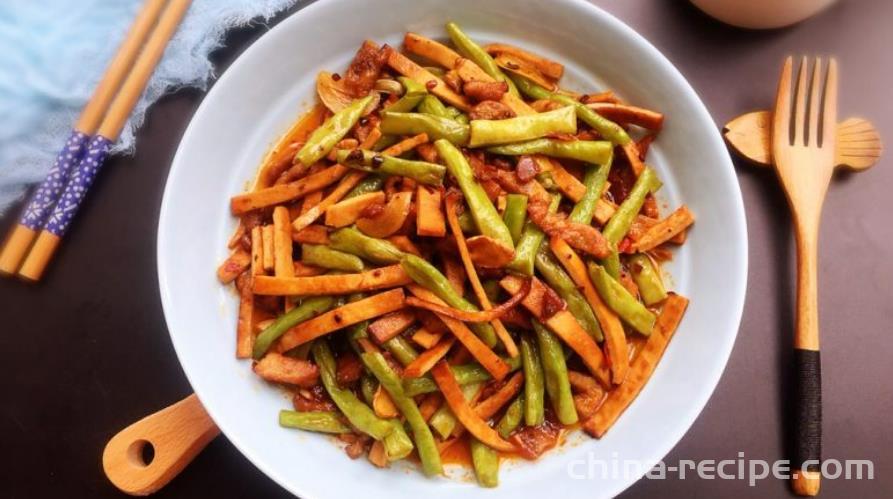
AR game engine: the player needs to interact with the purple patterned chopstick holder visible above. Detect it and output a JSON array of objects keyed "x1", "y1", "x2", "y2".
[
  {"x1": 19, "y1": 130, "x2": 91, "y2": 230},
  {"x1": 44, "y1": 135, "x2": 113, "y2": 237}
]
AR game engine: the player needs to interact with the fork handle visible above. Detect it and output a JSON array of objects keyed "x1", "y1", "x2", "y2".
[
  {"x1": 792, "y1": 349, "x2": 822, "y2": 495},
  {"x1": 791, "y1": 219, "x2": 822, "y2": 495}
]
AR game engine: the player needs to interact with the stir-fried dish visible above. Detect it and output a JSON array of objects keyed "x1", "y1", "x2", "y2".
[{"x1": 218, "y1": 22, "x2": 695, "y2": 487}]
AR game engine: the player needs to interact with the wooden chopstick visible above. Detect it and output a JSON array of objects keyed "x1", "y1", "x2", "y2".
[
  {"x1": 16, "y1": 0, "x2": 193, "y2": 281},
  {"x1": 0, "y1": 0, "x2": 170, "y2": 276}
]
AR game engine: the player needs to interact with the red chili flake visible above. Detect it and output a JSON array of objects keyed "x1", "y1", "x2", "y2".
[
  {"x1": 541, "y1": 285, "x2": 566, "y2": 319},
  {"x1": 618, "y1": 237, "x2": 633, "y2": 253},
  {"x1": 332, "y1": 73, "x2": 342, "y2": 81},
  {"x1": 425, "y1": 80, "x2": 437, "y2": 90}
]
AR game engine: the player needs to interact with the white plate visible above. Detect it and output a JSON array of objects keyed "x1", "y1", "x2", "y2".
[{"x1": 157, "y1": 0, "x2": 747, "y2": 497}]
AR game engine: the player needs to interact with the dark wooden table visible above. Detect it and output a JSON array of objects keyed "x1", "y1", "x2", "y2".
[{"x1": 2, "y1": 1, "x2": 891, "y2": 497}]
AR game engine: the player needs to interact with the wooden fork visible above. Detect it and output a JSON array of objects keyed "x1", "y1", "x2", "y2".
[{"x1": 772, "y1": 56, "x2": 837, "y2": 496}]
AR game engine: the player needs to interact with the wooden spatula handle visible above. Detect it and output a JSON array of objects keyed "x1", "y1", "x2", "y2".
[{"x1": 103, "y1": 394, "x2": 220, "y2": 496}]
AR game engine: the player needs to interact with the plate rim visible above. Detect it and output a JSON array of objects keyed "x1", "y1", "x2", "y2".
[{"x1": 157, "y1": 0, "x2": 748, "y2": 497}]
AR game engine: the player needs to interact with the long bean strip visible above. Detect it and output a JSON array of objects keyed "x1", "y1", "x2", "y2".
[
  {"x1": 532, "y1": 320, "x2": 577, "y2": 425},
  {"x1": 470, "y1": 438, "x2": 500, "y2": 487},
  {"x1": 507, "y1": 194, "x2": 560, "y2": 275},
  {"x1": 520, "y1": 333, "x2": 545, "y2": 426},
  {"x1": 435, "y1": 139, "x2": 514, "y2": 249},
  {"x1": 362, "y1": 351, "x2": 442, "y2": 476},
  {"x1": 488, "y1": 139, "x2": 612, "y2": 165},
  {"x1": 403, "y1": 358, "x2": 522, "y2": 397},
  {"x1": 278, "y1": 410, "x2": 351, "y2": 434},
  {"x1": 253, "y1": 297, "x2": 335, "y2": 358},
  {"x1": 629, "y1": 254, "x2": 667, "y2": 306},
  {"x1": 313, "y1": 342, "x2": 394, "y2": 441},
  {"x1": 468, "y1": 106, "x2": 576, "y2": 147},
  {"x1": 588, "y1": 262, "x2": 656, "y2": 335},
  {"x1": 381, "y1": 112, "x2": 469, "y2": 145},
  {"x1": 335, "y1": 149, "x2": 446, "y2": 186},
  {"x1": 502, "y1": 194, "x2": 528, "y2": 244},
  {"x1": 535, "y1": 246, "x2": 603, "y2": 341},
  {"x1": 295, "y1": 95, "x2": 374, "y2": 166},
  {"x1": 385, "y1": 77, "x2": 427, "y2": 113},
  {"x1": 401, "y1": 253, "x2": 498, "y2": 347},
  {"x1": 511, "y1": 75, "x2": 630, "y2": 145}
]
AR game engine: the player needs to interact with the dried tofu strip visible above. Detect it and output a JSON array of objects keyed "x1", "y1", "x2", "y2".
[{"x1": 583, "y1": 294, "x2": 689, "y2": 438}]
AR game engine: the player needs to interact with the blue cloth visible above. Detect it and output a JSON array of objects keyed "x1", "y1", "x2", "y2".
[{"x1": 0, "y1": 0, "x2": 303, "y2": 214}]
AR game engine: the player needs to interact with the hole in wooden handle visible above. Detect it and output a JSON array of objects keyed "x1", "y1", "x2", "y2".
[{"x1": 103, "y1": 394, "x2": 220, "y2": 496}]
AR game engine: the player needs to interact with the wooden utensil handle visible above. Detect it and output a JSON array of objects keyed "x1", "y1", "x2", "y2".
[
  {"x1": 103, "y1": 394, "x2": 220, "y2": 496},
  {"x1": 791, "y1": 218, "x2": 822, "y2": 495},
  {"x1": 792, "y1": 349, "x2": 822, "y2": 495}
]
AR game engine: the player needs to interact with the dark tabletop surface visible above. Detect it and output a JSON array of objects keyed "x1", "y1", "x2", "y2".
[{"x1": 2, "y1": 1, "x2": 891, "y2": 497}]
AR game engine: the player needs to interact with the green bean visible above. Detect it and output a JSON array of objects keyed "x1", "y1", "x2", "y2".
[
  {"x1": 488, "y1": 139, "x2": 613, "y2": 165},
  {"x1": 445, "y1": 21, "x2": 519, "y2": 98},
  {"x1": 568, "y1": 162, "x2": 611, "y2": 225},
  {"x1": 380, "y1": 112, "x2": 469, "y2": 145},
  {"x1": 343, "y1": 174, "x2": 384, "y2": 199},
  {"x1": 629, "y1": 254, "x2": 667, "y2": 306},
  {"x1": 417, "y1": 94, "x2": 454, "y2": 119},
  {"x1": 401, "y1": 253, "x2": 498, "y2": 347},
  {"x1": 587, "y1": 262, "x2": 656, "y2": 336},
  {"x1": 496, "y1": 396, "x2": 524, "y2": 438},
  {"x1": 482, "y1": 279, "x2": 502, "y2": 304},
  {"x1": 384, "y1": 77, "x2": 427, "y2": 113},
  {"x1": 402, "y1": 357, "x2": 522, "y2": 397},
  {"x1": 383, "y1": 419, "x2": 415, "y2": 461},
  {"x1": 502, "y1": 194, "x2": 528, "y2": 245},
  {"x1": 429, "y1": 382, "x2": 482, "y2": 439},
  {"x1": 360, "y1": 374, "x2": 377, "y2": 406},
  {"x1": 313, "y1": 342, "x2": 394, "y2": 441},
  {"x1": 507, "y1": 194, "x2": 560, "y2": 275},
  {"x1": 361, "y1": 351, "x2": 442, "y2": 476},
  {"x1": 457, "y1": 208, "x2": 478, "y2": 234},
  {"x1": 536, "y1": 246, "x2": 603, "y2": 341},
  {"x1": 511, "y1": 75, "x2": 630, "y2": 146},
  {"x1": 536, "y1": 170, "x2": 558, "y2": 192},
  {"x1": 383, "y1": 334, "x2": 419, "y2": 366},
  {"x1": 470, "y1": 438, "x2": 500, "y2": 488},
  {"x1": 372, "y1": 135, "x2": 400, "y2": 152},
  {"x1": 532, "y1": 320, "x2": 578, "y2": 425},
  {"x1": 278, "y1": 410, "x2": 351, "y2": 434},
  {"x1": 602, "y1": 167, "x2": 661, "y2": 278},
  {"x1": 295, "y1": 95, "x2": 374, "y2": 166},
  {"x1": 434, "y1": 139, "x2": 514, "y2": 249},
  {"x1": 468, "y1": 106, "x2": 577, "y2": 147},
  {"x1": 335, "y1": 149, "x2": 445, "y2": 186},
  {"x1": 302, "y1": 244, "x2": 364, "y2": 272},
  {"x1": 447, "y1": 107, "x2": 470, "y2": 124},
  {"x1": 253, "y1": 297, "x2": 336, "y2": 358},
  {"x1": 328, "y1": 228, "x2": 405, "y2": 264},
  {"x1": 604, "y1": 167, "x2": 661, "y2": 245},
  {"x1": 445, "y1": 106, "x2": 463, "y2": 119},
  {"x1": 520, "y1": 333, "x2": 545, "y2": 426}
]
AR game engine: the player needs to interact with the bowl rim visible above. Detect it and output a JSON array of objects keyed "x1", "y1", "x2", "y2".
[{"x1": 157, "y1": 0, "x2": 748, "y2": 497}]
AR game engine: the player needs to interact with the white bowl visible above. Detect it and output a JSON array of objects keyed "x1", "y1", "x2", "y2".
[{"x1": 157, "y1": 0, "x2": 747, "y2": 497}]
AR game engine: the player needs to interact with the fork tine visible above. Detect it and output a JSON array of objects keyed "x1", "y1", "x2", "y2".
[
  {"x1": 773, "y1": 56, "x2": 793, "y2": 149},
  {"x1": 822, "y1": 58, "x2": 839, "y2": 148},
  {"x1": 793, "y1": 56, "x2": 809, "y2": 146},
  {"x1": 808, "y1": 58, "x2": 823, "y2": 146}
]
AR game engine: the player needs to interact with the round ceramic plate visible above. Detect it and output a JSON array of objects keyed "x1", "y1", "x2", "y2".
[{"x1": 157, "y1": 0, "x2": 747, "y2": 497}]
